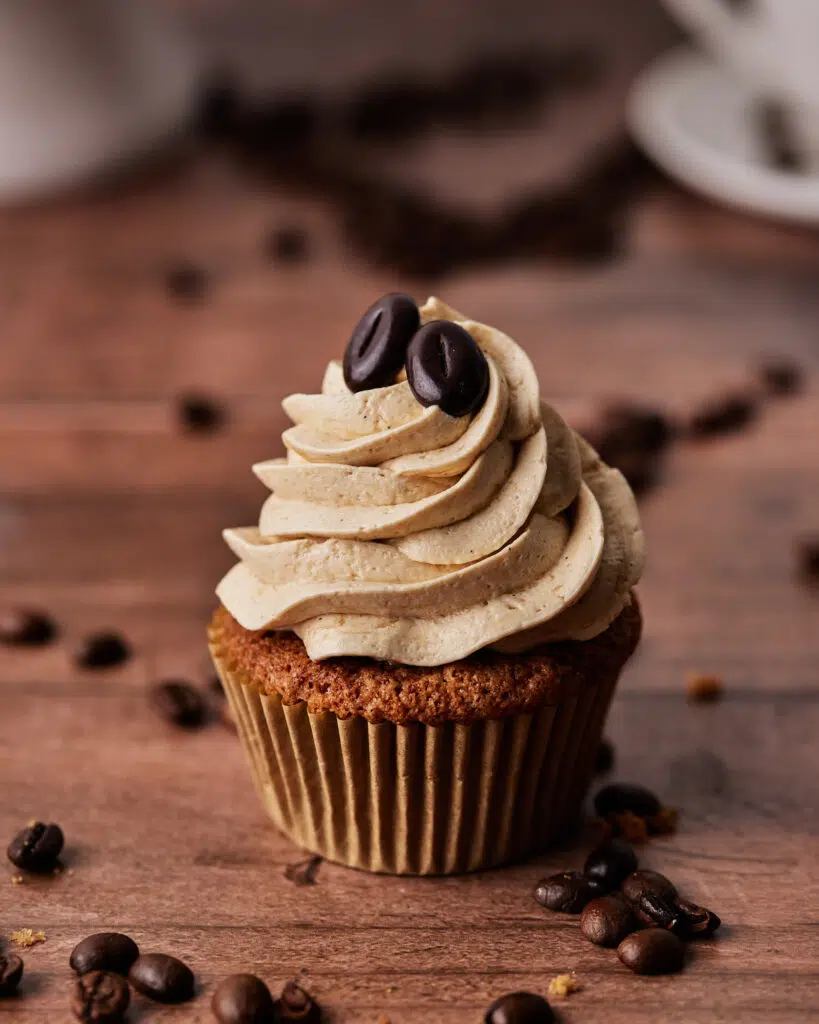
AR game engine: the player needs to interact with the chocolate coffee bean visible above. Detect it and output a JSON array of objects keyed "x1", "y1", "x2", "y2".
[
  {"x1": 149, "y1": 680, "x2": 207, "y2": 728},
  {"x1": 617, "y1": 929, "x2": 685, "y2": 975},
  {"x1": 580, "y1": 894, "x2": 641, "y2": 947},
  {"x1": 406, "y1": 320, "x2": 489, "y2": 417},
  {"x1": 584, "y1": 838, "x2": 638, "y2": 891},
  {"x1": 594, "y1": 783, "x2": 661, "y2": 820},
  {"x1": 128, "y1": 953, "x2": 194, "y2": 1003},
  {"x1": 75, "y1": 633, "x2": 130, "y2": 670},
  {"x1": 279, "y1": 981, "x2": 320, "y2": 1023},
  {"x1": 534, "y1": 871, "x2": 600, "y2": 913},
  {"x1": 8, "y1": 821, "x2": 64, "y2": 873},
  {"x1": 0, "y1": 608, "x2": 57, "y2": 647},
  {"x1": 70, "y1": 933, "x2": 139, "y2": 976},
  {"x1": 0, "y1": 954, "x2": 24, "y2": 996},
  {"x1": 622, "y1": 869, "x2": 678, "y2": 904},
  {"x1": 70, "y1": 971, "x2": 130, "y2": 1023},
  {"x1": 485, "y1": 991, "x2": 554, "y2": 1023},
  {"x1": 343, "y1": 293, "x2": 420, "y2": 392},
  {"x1": 212, "y1": 973, "x2": 276, "y2": 1024},
  {"x1": 675, "y1": 898, "x2": 722, "y2": 938}
]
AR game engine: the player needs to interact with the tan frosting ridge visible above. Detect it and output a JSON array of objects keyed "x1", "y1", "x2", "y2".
[{"x1": 216, "y1": 297, "x2": 644, "y2": 666}]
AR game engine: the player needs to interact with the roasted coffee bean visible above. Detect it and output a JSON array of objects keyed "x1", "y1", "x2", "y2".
[
  {"x1": 70, "y1": 971, "x2": 130, "y2": 1023},
  {"x1": 177, "y1": 393, "x2": 227, "y2": 434},
  {"x1": 265, "y1": 226, "x2": 309, "y2": 264},
  {"x1": 70, "y1": 933, "x2": 139, "y2": 976},
  {"x1": 634, "y1": 892, "x2": 682, "y2": 930},
  {"x1": 149, "y1": 680, "x2": 207, "y2": 729},
  {"x1": 622, "y1": 869, "x2": 678, "y2": 904},
  {"x1": 686, "y1": 392, "x2": 757, "y2": 439},
  {"x1": 343, "y1": 293, "x2": 420, "y2": 392},
  {"x1": 0, "y1": 954, "x2": 23, "y2": 997},
  {"x1": 212, "y1": 973, "x2": 276, "y2": 1024},
  {"x1": 8, "y1": 821, "x2": 64, "y2": 873},
  {"x1": 129, "y1": 953, "x2": 194, "y2": 1003},
  {"x1": 617, "y1": 928, "x2": 685, "y2": 975},
  {"x1": 165, "y1": 262, "x2": 208, "y2": 304},
  {"x1": 406, "y1": 320, "x2": 489, "y2": 417},
  {"x1": 759, "y1": 359, "x2": 803, "y2": 397},
  {"x1": 584, "y1": 838, "x2": 638, "y2": 892},
  {"x1": 580, "y1": 894, "x2": 641, "y2": 947},
  {"x1": 594, "y1": 783, "x2": 661, "y2": 820},
  {"x1": 594, "y1": 737, "x2": 615, "y2": 775},
  {"x1": 75, "y1": 633, "x2": 130, "y2": 670},
  {"x1": 675, "y1": 898, "x2": 722, "y2": 938},
  {"x1": 533, "y1": 871, "x2": 599, "y2": 913},
  {"x1": 279, "y1": 981, "x2": 320, "y2": 1023},
  {"x1": 484, "y1": 991, "x2": 554, "y2": 1023},
  {"x1": 0, "y1": 608, "x2": 57, "y2": 647}
]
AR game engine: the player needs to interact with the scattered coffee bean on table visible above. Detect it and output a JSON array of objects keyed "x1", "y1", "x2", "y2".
[
  {"x1": 484, "y1": 991, "x2": 554, "y2": 1023},
  {"x1": 580, "y1": 894, "x2": 641, "y2": 947},
  {"x1": 594, "y1": 737, "x2": 615, "y2": 775},
  {"x1": 128, "y1": 953, "x2": 194, "y2": 1003},
  {"x1": 594, "y1": 783, "x2": 661, "y2": 820},
  {"x1": 149, "y1": 680, "x2": 207, "y2": 729},
  {"x1": 759, "y1": 358, "x2": 803, "y2": 396},
  {"x1": 177, "y1": 393, "x2": 227, "y2": 434},
  {"x1": 70, "y1": 971, "x2": 130, "y2": 1023},
  {"x1": 0, "y1": 608, "x2": 57, "y2": 647},
  {"x1": 279, "y1": 981, "x2": 321, "y2": 1023},
  {"x1": 618, "y1": 928, "x2": 685, "y2": 975},
  {"x1": 634, "y1": 892, "x2": 682, "y2": 930},
  {"x1": 70, "y1": 933, "x2": 139, "y2": 976},
  {"x1": 675, "y1": 898, "x2": 722, "y2": 938},
  {"x1": 75, "y1": 633, "x2": 130, "y2": 670},
  {"x1": 165, "y1": 261, "x2": 208, "y2": 304},
  {"x1": 265, "y1": 226, "x2": 310, "y2": 264},
  {"x1": 212, "y1": 973, "x2": 276, "y2": 1024},
  {"x1": 534, "y1": 871, "x2": 601, "y2": 913},
  {"x1": 622, "y1": 869, "x2": 678, "y2": 904},
  {"x1": 7, "y1": 822, "x2": 64, "y2": 873},
  {"x1": 584, "y1": 838, "x2": 638, "y2": 891},
  {"x1": 0, "y1": 954, "x2": 24, "y2": 997}
]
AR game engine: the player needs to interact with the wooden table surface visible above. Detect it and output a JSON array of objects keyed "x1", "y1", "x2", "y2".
[{"x1": 2, "y1": 5, "x2": 819, "y2": 1021}]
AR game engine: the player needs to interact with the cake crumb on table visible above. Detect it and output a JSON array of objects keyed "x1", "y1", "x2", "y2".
[
  {"x1": 687, "y1": 673, "x2": 724, "y2": 703},
  {"x1": 548, "y1": 973, "x2": 580, "y2": 998},
  {"x1": 10, "y1": 928, "x2": 46, "y2": 948}
]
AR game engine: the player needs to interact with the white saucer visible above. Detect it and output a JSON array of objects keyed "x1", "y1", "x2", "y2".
[{"x1": 628, "y1": 45, "x2": 819, "y2": 226}]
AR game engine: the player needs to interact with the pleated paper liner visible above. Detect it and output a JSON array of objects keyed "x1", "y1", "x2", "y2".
[{"x1": 209, "y1": 627, "x2": 619, "y2": 876}]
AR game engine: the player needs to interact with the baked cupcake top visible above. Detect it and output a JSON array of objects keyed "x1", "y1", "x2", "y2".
[{"x1": 217, "y1": 295, "x2": 644, "y2": 667}]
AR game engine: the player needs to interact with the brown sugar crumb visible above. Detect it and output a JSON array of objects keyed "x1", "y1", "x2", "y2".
[
  {"x1": 647, "y1": 806, "x2": 679, "y2": 836},
  {"x1": 548, "y1": 974, "x2": 580, "y2": 998},
  {"x1": 686, "y1": 673, "x2": 724, "y2": 703},
  {"x1": 10, "y1": 928, "x2": 46, "y2": 948},
  {"x1": 609, "y1": 811, "x2": 649, "y2": 845}
]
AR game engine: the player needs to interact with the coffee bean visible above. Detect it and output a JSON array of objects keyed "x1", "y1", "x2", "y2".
[
  {"x1": 177, "y1": 393, "x2": 227, "y2": 434},
  {"x1": 485, "y1": 991, "x2": 554, "y2": 1023},
  {"x1": 212, "y1": 973, "x2": 276, "y2": 1024},
  {"x1": 759, "y1": 359, "x2": 803, "y2": 397},
  {"x1": 279, "y1": 981, "x2": 320, "y2": 1023},
  {"x1": 75, "y1": 633, "x2": 130, "y2": 670},
  {"x1": 618, "y1": 929, "x2": 685, "y2": 975},
  {"x1": 594, "y1": 737, "x2": 615, "y2": 775},
  {"x1": 8, "y1": 821, "x2": 64, "y2": 873},
  {"x1": 634, "y1": 892, "x2": 681, "y2": 930},
  {"x1": 0, "y1": 954, "x2": 23, "y2": 997},
  {"x1": 675, "y1": 898, "x2": 722, "y2": 938},
  {"x1": 533, "y1": 871, "x2": 600, "y2": 913},
  {"x1": 265, "y1": 226, "x2": 309, "y2": 264},
  {"x1": 686, "y1": 392, "x2": 758, "y2": 439},
  {"x1": 343, "y1": 293, "x2": 420, "y2": 393},
  {"x1": 165, "y1": 262, "x2": 208, "y2": 304},
  {"x1": 406, "y1": 320, "x2": 489, "y2": 417},
  {"x1": 580, "y1": 894, "x2": 641, "y2": 947},
  {"x1": 129, "y1": 953, "x2": 194, "y2": 1003},
  {"x1": 70, "y1": 971, "x2": 130, "y2": 1023},
  {"x1": 149, "y1": 680, "x2": 207, "y2": 729},
  {"x1": 622, "y1": 869, "x2": 678, "y2": 904},
  {"x1": 584, "y1": 838, "x2": 638, "y2": 891},
  {"x1": 70, "y1": 933, "x2": 139, "y2": 976},
  {"x1": 594, "y1": 783, "x2": 661, "y2": 820},
  {"x1": 0, "y1": 608, "x2": 57, "y2": 647}
]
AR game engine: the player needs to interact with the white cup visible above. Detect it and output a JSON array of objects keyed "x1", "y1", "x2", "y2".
[
  {"x1": 0, "y1": 0, "x2": 198, "y2": 201},
  {"x1": 662, "y1": 0, "x2": 819, "y2": 164}
]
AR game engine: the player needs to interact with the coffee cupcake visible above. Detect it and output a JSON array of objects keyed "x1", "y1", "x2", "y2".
[{"x1": 209, "y1": 295, "x2": 644, "y2": 875}]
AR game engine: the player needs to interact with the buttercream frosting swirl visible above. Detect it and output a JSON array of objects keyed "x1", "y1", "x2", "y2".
[{"x1": 217, "y1": 297, "x2": 644, "y2": 666}]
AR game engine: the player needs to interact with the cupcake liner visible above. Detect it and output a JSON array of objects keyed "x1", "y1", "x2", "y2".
[{"x1": 209, "y1": 627, "x2": 619, "y2": 875}]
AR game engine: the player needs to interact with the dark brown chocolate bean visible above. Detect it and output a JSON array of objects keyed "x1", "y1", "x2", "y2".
[
  {"x1": 128, "y1": 953, "x2": 194, "y2": 1003},
  {"x1": 0, "y1": 608, "x2": 57, "y2": 647},
  {"x1": 634, "y1": 892, "x2": 682, "y2": 930},
  {"x1": 212, "y1": 973, "x2": 276, "y2": 1024},
  {"x1": 485, "y1": 991, "x2": 554, "y2": 1023},
  {"x1": 177, "y1": 393, "x2": 227, "y2": 434},
  {"x1": 75, "y1": 633, "x2": 130, "y2": 670},
  {"x1": 0, "y1": 954, "x2": 24, "y2": 997},
  {"x1": 70, "y1": 971, "x2": 130, "y2": 1023},
  {"x1": 165, "y1": 262, "x2": 208, "y2": 304},
  {"x1": 584, "y1": 838, "x2": 638, "y2": 892},
  {"x1": 7, "y1": 821, "x2": 64, "y2": 873},
  {"x1": 594, "y1": 737, "x2": 615, "y2": 775},
  {"x1": 675, "y1": 898, "x2": 722, "y2": 938},
  {"x1": 594, "y1": 783, "x2": 661, "y2": 820},
  {"x1": 406, "y1": 320, "x2": 489, "y2": 417},
  {"x1": 70, "y1": 933, "x2": 139, "y2": 976},
  {"x1": 686, "y1": 392, "x2": 757, "y2": 439},
  {"x1": 149, "y1": 680, "x2": 207, "y2": 729},
  {"x1": 580, "y1": 894, "x2": 641, "y2": 947},
  {"x1": 622, "y1": 869, "x2": 678, "y2": 904},
  {"x1": 533, "y1": 871, "x2": 600, "y2": 913},
  {"x1": 278, "y1": 981, "x2": 320, "y2": 1023},
  {"x1": 617, "y1": 929, "x2": 685, "y2": 975},
  {"x1": 343, "y1": 293, "x2": 420, "y2": 392}
]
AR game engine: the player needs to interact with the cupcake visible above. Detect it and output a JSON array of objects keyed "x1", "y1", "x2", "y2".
[{"x1": 209, "y1": 294, "x2": 644, "y2": 875}]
